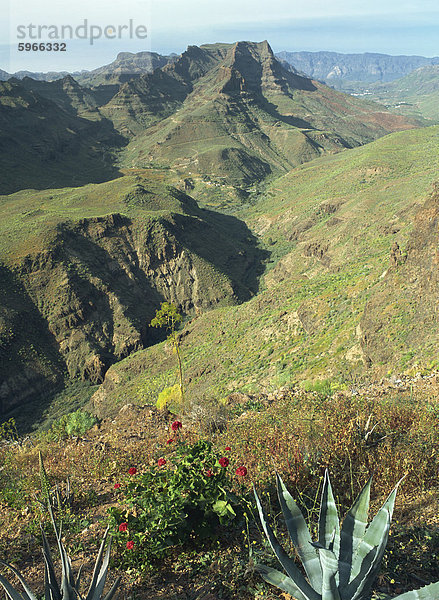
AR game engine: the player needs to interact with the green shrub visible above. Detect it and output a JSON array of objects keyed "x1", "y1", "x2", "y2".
[
  {"x1": 47, "y1": 409, "x2": 98, "y2": 440},
  {"x1": 108, "y1": 439, "x2": 244, "y2": 572}
]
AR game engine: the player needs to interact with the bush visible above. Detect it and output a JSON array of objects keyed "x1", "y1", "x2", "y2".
[
  {"x1": 47, "y1": 409, "x2": 98, "y2": 440},
  {"x1": 108, "y1": 439, "x2": 245, "y2": 572}
]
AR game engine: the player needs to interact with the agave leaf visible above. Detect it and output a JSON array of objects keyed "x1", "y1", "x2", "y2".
[
  {"x1": 75, "y1": 565, "x2": 84, "y2": 596},
  {"x1": 340, "y1": 545, "x2": 376, "y2": 600},
  {"x1": 0, "y1": 561, "x2": 38, "y2": 600},
  {"x1": 46, "y1": 497, "x2": 76, "y2": 599},
  {"x1": 350, "y1": 477, "x2": 403, "y2": 583},
  {"x1": 254, "y1": 487, "x2": 320, "y2": 600},
  {"x1": 344, "y1": 510, "x2": 391, "y2": 600},
  {"x1": 41, "y1": 528, "x2": 62, "y2": 600},
  {"x1": 392, "y1": 581, "x2": 439, "y2": 600},
  {"x1": 101, "y1": 577, "x2": 122, "y2": 600},
  {"x1": 318, "y1": 470, "x2": 340, "y2": 556},
  {"x1": 313, "y1": 545, "x2": 340, "y2": 600},
  {"x1": 86, "y1": 532, "x2": 112, "y2": 600},
  {"x1": 0, "y1": 572, "x2": 29, "y2": 600},
  {"x1": 84, "y1": 529, "x2": 107, "y2": 600},
  {"x1": 255, "y1": 565, "x2": 313, "y2": 600},
  {"x1": 338, "y1": 477, "x2": 372, "y2": 590},
  {"x1": 276, "y1": 473, "x2": 323, "y2": 590}
]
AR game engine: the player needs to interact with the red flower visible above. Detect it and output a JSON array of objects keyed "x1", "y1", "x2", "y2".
[
  {"x1": 235, "y1": 466, "x2": 248, "y2": 477},
  {"x1": 114, "y1": 483, "x2": 121, "y2": 489},
  {"x1": 126, "y1": 540, "x2": 134, "y2": 550},
  {"x1": 128, "y1": 467, "x2": 137, "y2": 475},
  {"x1": 205, "y1": 469, "x2": 214, "y2": 477},
  {"x1": 171, "y1": 420, "x2": 182, "y2": 431},
  {"x1": 225, "y1": 446, "x2": 231, "y2": 451},
  {"x1": 166, "y1": 438, "x2": 174, "y2": 445},
  {"x1": 119, "y1": 522, "x2": 128, "y2": 532},
  {"x1": 219, "y1": 457, "x2": 229, "y2": 468},
  {"x1": 157, "y1": 458, "x2": 167, "y2": 467}
]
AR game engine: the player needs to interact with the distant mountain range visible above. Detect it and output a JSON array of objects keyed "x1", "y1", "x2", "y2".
[
  {"x1": 0, "y1": 51, "x2": 175, "y2": 86},
  {"x1": 276, "y1": 51, "x2": 439, "y2": 85},
  {"x1": 352, "y1": 65, "x2": 439, "y2": 123},
  {"x1": 3, "y1": 48, "x2": 439, "y2": 87}
]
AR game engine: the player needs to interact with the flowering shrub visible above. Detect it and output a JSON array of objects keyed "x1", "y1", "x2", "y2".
[
  {"x1": 235, "y1": 466, "x2": 247, "y2": 477},
  {"x1": 108, "y1": 439, "x2": 245, "y2": 571}
]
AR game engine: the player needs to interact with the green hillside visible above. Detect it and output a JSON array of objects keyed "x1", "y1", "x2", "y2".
[
  {"x1": 91, "y1": 125, "x2": 439, "y2": 414},
  {"x1": 0, "y1": 176, "x2": 266, "y2": 413},
  {"x1": 339, "y1": 65, "x2": 439, "y2": 122}
]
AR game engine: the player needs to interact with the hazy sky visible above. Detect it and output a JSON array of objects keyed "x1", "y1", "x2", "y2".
[{"x1": 1, "y1": 0, "x2": 439, "y2": 72}]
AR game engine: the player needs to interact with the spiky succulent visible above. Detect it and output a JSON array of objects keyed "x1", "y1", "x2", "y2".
[
  {"x1": 0, "y1": 500, "x2": 120, "y2": 600},
  {"x1": 254, "y1": 471, "x2": 439, "y2": 600}
]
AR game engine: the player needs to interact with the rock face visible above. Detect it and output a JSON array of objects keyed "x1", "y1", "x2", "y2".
[
  {"x1": 0, "y1": 186, "x2": 264, "y2": 414},
  {"x1": 360, "y1": 184, "x2": 439, "y2": 368}
]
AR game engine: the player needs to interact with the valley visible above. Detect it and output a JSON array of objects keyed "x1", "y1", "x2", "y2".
[{"x1": 0, "y1": 37, "x2": 438, "y2": 600}]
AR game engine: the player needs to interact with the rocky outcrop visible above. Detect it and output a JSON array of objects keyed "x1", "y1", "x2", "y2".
[{"x1": 0, "y1": 205, "x2": 262, "y2": 413}]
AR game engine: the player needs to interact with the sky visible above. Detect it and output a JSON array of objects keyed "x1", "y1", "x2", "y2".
[{"x1": 1, "y1": 0, "x2": 439, "y2": 73}]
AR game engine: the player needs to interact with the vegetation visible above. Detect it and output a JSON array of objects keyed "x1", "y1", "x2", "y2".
[
  {"x1": 255, "y1": 472, "x2": 439, "y2": 599},
  {"x1": 0, "y1": 382, "x2": 438, "y2": 599},
  {"x1": 150, "y1": 302, "x2": 185, "y2": 408},
  {"x1": 0, "y1": 502, "x2": 119, "y2": 600},
  {"x1": 108, "y1": 436, "x2": 245, "y2": 572}
]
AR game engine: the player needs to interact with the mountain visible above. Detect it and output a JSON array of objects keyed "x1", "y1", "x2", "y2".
[
  {"x1": 103, "y1": 41, "x2": 417, "y2": 190},
  {"x1": 276, "y1": 51, "x2": 439, "y2": 86},
  {"x1": 0, "y1": 69, "x2": 70, "y2": 81},
  {"x1": 15, "y1": 75, "x2": 101, "y2": 118},
  {"x1": 0, "y1": 50, "x2": 171, "y2": 88},
  {"x1": 88, "y1": 125, "x2": 439, "y2": 413},
  {"x1": 1, "y1": 41, "x2": 417, "y2": 197},
  {"x1": 0, "y1": 80, "x2": 123, "y2": 194},
  {"x1": 74, "y1": 51, "x2": 172, "y2": 87},
  {"x1": 0, "y1": 176, "x2": 266, "y2": 413}
]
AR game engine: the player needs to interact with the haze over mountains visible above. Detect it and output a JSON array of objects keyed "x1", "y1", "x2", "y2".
[
  {"x1": 277, "y1": 51, "x2": 439, "y2": 85},
  {"x1": 1, "y1": 39, "x2": 439, "y2": 424}
]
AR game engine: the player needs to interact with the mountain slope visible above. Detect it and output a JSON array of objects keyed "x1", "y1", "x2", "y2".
[
  {"x1": 15, "y1": 75, "x2": 101, "y2": 118},
  {"x1": 0, "y1": 176, "x2": 265, "y2": 413},
  {"x1": 0, "y1": 80, "x2": 123, "y2": 193},
  {"x1": 89, "y1": 125, "x2": 439, "y2": 411},
  {"x1": 362, "y1": 65, "x2": 439, "y2": 122},
  {"x1": 105, "y1": 41, "x2": 417, "y2": 190},
  {"x1": 361, "y1": 182, "x2": 439, "y2": 368}
]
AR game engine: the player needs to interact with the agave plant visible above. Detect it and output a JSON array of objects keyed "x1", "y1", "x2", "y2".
[
  {"x1": 254, "y1": 471, "x2": 439, "y2": 600},
  {"x1": 0, "y1": 480, "x2": 120, "y2": 600}
]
